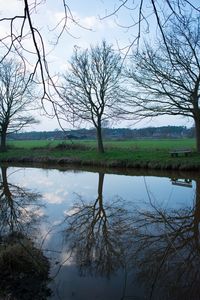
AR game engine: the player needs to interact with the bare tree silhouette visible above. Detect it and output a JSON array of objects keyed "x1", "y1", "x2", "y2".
[{"x1": 103, "y1": 0, "x2": 200, "y2": 53}]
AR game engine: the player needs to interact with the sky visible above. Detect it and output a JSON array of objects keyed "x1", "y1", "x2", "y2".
[{"x1": 0, "y1": 0, "x2": 194, "y2": 131}]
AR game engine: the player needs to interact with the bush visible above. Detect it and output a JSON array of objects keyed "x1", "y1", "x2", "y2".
[
  {"x1": 54, "y1": 142, "x2": 91, "y2": 151},
  {"x1": 0, "y1": 233, "x2": 51, "y2": 300}
]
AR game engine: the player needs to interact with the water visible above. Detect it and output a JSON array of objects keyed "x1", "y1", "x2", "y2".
[{"x1": 0, "y1": 164, "x2": 199, "y2": 300}]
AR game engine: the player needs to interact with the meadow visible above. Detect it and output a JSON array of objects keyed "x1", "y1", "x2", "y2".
[
  {"x1": 7, "y1": 138, "x2": 196, "y2": 150},
  {"x1": 0, "y1": 138, "x2": 199, "y2": 171}
]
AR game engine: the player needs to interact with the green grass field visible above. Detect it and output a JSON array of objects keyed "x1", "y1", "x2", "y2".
[
  {"x1": 7, "y1": 138, "x2": 196, "y2": 151},
  {"x1": 1, "y1": 138, "x2": 199, "y2": 170}
]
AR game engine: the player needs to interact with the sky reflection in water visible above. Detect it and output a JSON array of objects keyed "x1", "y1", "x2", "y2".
[{"x1": 1, "y1": 165, "x2": 198, "y2": 300}]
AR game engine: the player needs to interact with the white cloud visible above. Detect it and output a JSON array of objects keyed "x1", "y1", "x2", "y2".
[
  {"x1": 52, "y1": 9, "x2": 117, "y2": 34},
  {"x1": 0, "y1": 24, "x2": 9, "y2": 37},
  {"x1": 81, "y1": 16, "x2": 116, "y2": 30},
  {"x1": 81, "y1": 15, "x2": 101, "y2": 29},
  {"x1": 64, "y1": 207, "x2": 80, "y2": 216},
  {"x1": 0, "y1": 0, "x2": 23, "y2": 16},
  {"x1": 19, "y1": 206, "x2": 45, "y2": 223},
  {"x1": 23, "y1": 175, "x2": 54, "y2": 187},
  {"x1": 60, "y1": 251, "x2": 74, "y2": 266},
  {"x1": 43, "y1": 192, "x2": 64, "y2": 204}
]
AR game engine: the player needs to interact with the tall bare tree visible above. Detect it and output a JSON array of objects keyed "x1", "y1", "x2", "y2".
[
  {"x1": 125, "y1": 14, "x2": 200, "y2": 151},
  {"x1": 0, "y1": 0, "x2": 198, "y2": 122},
  {"x1": 0, "y1": 59, "x2": 38, "y2": 151},
  {"x1": 60, "y1": 40, "x2": 123, "y2": 153}
]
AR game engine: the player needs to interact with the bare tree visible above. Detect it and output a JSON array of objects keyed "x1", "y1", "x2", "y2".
[
  {"x1": 60, "y1": 40, "x2": 123, "y2": 153},
  {"x1": 0, "y1": 59, "x2": 38, "y2": 151},
  {"x1": 0, "y1": 1, "x2": 80, "y2": 99},
  {"x1": 103, "y1": 0, "x2": 200, "y2": 52},
  {"x1": 0, "y1": 0, "x2": 198, "y2": 140},
  {"x1": 0, "y1": 0, "x2": 198, "y2": 126},
  {"x1": 125, "y1": 14, "x2": 200, "y2": 151},
  {"x1": 0, "y1": 1, "x2": 199, "y2": 92}
]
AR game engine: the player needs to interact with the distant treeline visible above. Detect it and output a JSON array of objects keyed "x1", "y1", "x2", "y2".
[{"x1": 8, "y1": 126, "x2": 194, "y2": 141}]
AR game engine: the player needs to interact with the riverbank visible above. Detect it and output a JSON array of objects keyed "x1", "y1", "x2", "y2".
[{"x1": 0, "y1": 140, "x2": 200, "y2": 171}]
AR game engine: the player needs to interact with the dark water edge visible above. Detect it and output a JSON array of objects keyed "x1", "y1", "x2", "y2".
[
  {"x1": 0, "y1": 155, "x2": 200, "y2": 171},
  {"x1": 1, "y1": 160, "x2": 200, "y2": 179}
]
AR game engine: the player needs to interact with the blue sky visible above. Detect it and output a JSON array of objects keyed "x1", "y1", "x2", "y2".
[{"x1": 0, "y1": 0, "x2": 194, "y2": 131}]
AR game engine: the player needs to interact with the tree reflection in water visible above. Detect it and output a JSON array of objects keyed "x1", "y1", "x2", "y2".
[
  {"x1": 0, "y1": 166, "x2": 51, "y2": 300},
  {"x1": 130, "y1": 177, "x2": 200, "y2": 300},
  {"x1": 64, "y1": 172, "x2": 135, "y2": 278},
  {"x1": 64, "y1": 172, "x2": 200, "y2": 300},
  {"x1": 0, "y1": 166, "x2": 44, "y2": 236}
]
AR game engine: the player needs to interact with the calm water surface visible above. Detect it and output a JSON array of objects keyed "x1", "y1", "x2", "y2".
[{"x1": 0, "y1": 165, "x2": 199, "y2": 300}]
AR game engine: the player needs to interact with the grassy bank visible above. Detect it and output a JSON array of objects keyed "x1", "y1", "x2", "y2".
[{"x1": 1, "y1": 138, "x2": 200, "y2": 171}]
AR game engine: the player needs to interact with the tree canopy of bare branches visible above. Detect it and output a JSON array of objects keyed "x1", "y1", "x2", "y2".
[
  {"x1": 0, "y1": 0, "x2": 199, "y2": 130},
  {"x1": 104, "y1": 0, "x2": 200, "y2": 52},
  {"x1": 0, "y1": 0, "x2": 198, "y2": 137},
  {"x1": 60, "y1": 40, "x2": 124, "y2": 153},
  {"x1": 0, "y1": 59, "x2": 38, "y2": 151},
  {"x1": 0, "y1": 1, "x2": 78, "y2": 98},
  {"x1": 125, "y1": 13, "x2": 200, "y2": 151}
]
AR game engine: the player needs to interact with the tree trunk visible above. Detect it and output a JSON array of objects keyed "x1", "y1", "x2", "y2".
[
  {"x1": 98, "y1": 172, "x2": 104, "y2": 199},
  {"x1": 1, "y1": 166, "x2": 15, "y2": 233},
  {"x1": 0, "y1": 130, "x2": 7, "y2": 152},
  {"x1": 96, "y1": 124, "x2": 104, "y2": 153},
  {"x1": 194, "y1": 116, "x2": 200, "y2": 153},
  {"x1": 193, "y1": 178, "x2": 200, "y2": 248},
  {"x1": 1, "y1": 167, "x2": 12, "y2": 200},
  {"x1": 97, "y1": 172, "x2": 106, "y2": 220}
]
